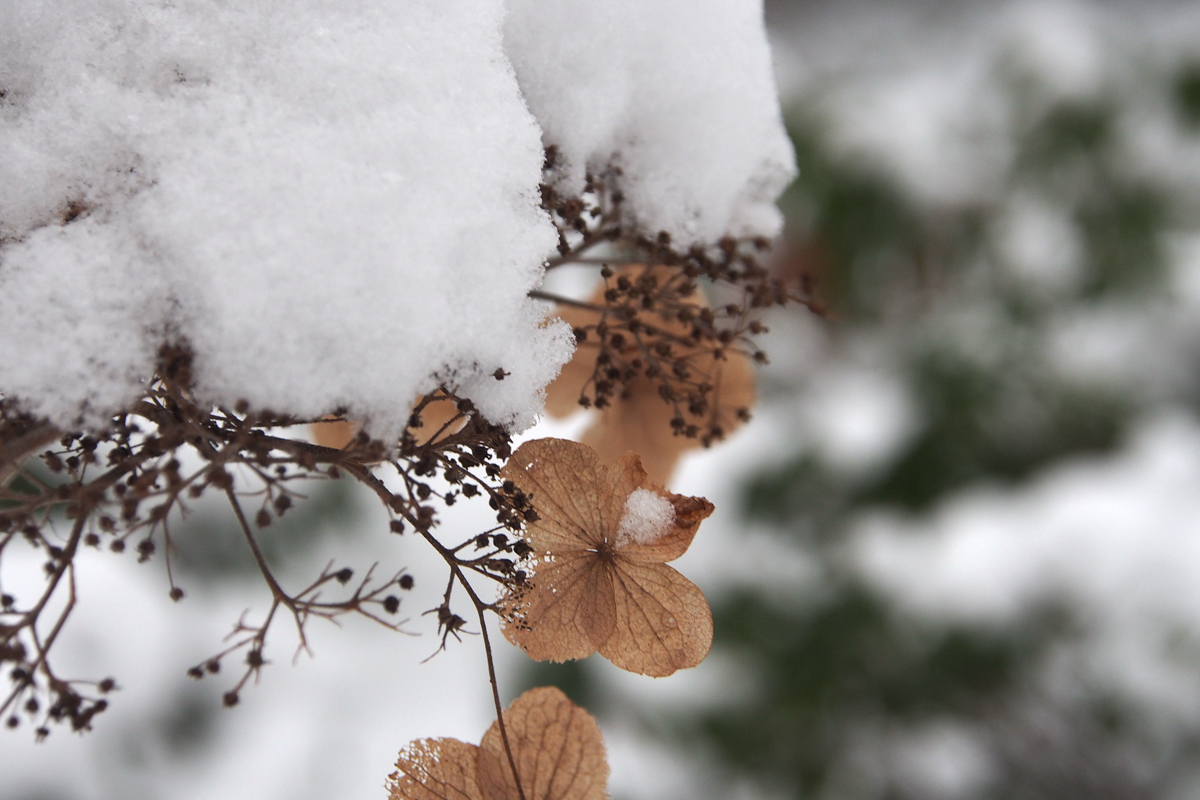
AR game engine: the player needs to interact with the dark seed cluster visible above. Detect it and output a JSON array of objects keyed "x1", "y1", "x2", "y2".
[{"x1": 536, "y1": 163, "x2": 823, "y2": 448}]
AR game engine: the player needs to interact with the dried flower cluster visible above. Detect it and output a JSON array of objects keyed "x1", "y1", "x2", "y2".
[
  {"x1": 1, "y1": 164, "x2": 814, "y2": 798},
  {"x1": 498, "y1": 438, "x2": 714, "y2": 677},
  {"x1": 536, "y1": 171, "x2": 820, "y2": 483}
]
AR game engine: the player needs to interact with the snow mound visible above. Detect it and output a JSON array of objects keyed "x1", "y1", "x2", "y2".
[
  {"x1": 0, "y1": 0, "x2": 793, "y2": 437},
  {"x1": 504, "y1": 0, "x2": 796, "y2": 245},
  {"x1": 0, "y1": 0, "x2": 567, "y2": 438}
]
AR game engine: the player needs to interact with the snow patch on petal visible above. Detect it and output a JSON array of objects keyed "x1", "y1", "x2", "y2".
[{"x1": 617, "y1": 488, "x2": 675, "y2": 547}]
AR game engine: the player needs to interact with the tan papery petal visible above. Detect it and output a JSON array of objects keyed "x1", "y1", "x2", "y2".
[
  {"x1": 311, "y1": 418, "x2": 360, "y2": 450},
  {"x1": 580, "y1": 380, "x2": 690, "y2": 487},
  {"x1": 544, "y1": 303, "x2": 601, "y2": 420},
  {"x1": 478, "y1": 687, "x2": 609, "y2": 800},
  {"x1": 411, "y1": 392, "x2": 469, "y2": 445},
  {"x1": 501, "y1": 439, "x2": 619, "y2": 552},
  {"x1": 616, "y1": 473, "x2": 715, "y2": 564},
  {"x1": 388, "y1": 738, "x2": 485, "y2": 800},
  {"x1": 598, "y1": 561, "x2": 713, "y2": 677},
  {"x1": 309, "y1": 392, "x2": 467, "y2": 451},
  {"x1": 500, "y1": 551, "x2": 616, "y2": 663},
  {"x1": 713, "y1": 350, "x2": 757, "y2": 433}
]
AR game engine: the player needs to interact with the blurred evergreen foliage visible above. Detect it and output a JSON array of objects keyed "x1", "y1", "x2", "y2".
[{"x1": 517, "y1": 24, "x2": 1200, "y2": 800}]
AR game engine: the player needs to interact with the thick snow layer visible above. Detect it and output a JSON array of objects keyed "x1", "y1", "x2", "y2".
[
  {"x1": 504, "y1": 0, "x2": 796, "y2": 245},
  {"x1": 0, "y1": 0, "x2": 795, "y2": 436},
  {"x1": 0, "y1": 0, "x2": 569, "y2": 437}
]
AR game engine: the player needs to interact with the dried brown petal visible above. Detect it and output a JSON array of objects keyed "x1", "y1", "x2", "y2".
[
  {"x1": 411, "y1": 392, "x2": 469, "y2": 445},
  {"x1": 478, "y1": 687, "x2": 608, "y2": 800},
  {"x1": 388, "y1": 738, "x2": 484, "y2": 800},
  {"x1": 500, "y1": 438, "x2": 637, "y2": 552},
  {"x1": 309, "y1": 392, "x2": 466, "y2": 450},
  {"x1": 617, "y1": 487, "x2": 714, "y2": 564},
  {"x1": 387, "y1": 688, "x2": 609, "y2": 800},
  {"x1": 499, "y1": 438, "x2": 714, "y2": 676},
  {"x1": 577, "y1": 380, "x2": 681, "y2": 487},
  {"x1": 600, "y1": 560, "x2": 713, "y2": 676},
  {"x1": 500, "y1": 551, "x2": 616, "y2": 663},
  {"x1": 311, "y1": 418, "x2": 359, "y2": 450}
]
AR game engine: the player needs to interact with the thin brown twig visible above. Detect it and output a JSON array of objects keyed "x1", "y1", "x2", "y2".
[
  {"x1": 224, "y1": 486, "x2": 309, "y2": 651},
  {"x1": 472, "y1": 590, "x2": 528, "y2": 800},
  {"x1": 527, "y1": 289, "x2": 606, "y2": 311}
]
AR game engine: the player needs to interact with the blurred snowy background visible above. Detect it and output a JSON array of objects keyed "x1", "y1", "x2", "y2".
[{"x1": 12, "y1": 0, "x2": 1200, "y2": 798}]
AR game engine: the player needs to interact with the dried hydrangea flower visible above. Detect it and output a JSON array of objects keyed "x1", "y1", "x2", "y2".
[
  {"x1": 388, "y1": 686, "x2": 607, "y2": 800},
  {"x1": 499, "y1": 438, "x2": 714, "y2": 677}
]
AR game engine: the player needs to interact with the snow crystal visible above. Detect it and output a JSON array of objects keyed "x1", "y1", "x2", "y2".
[
  {"x1": 617, "y1": 488, "x2": 675, "y2": 547},
  {"x1": 504, "y1": 0, "x2": 796, "y2": 245},
  {"x1": 0, "y1": 0, "x2": 569, "y2": 438}
]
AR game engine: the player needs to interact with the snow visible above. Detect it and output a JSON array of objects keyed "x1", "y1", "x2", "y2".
[
  {"x1": 993, "y1": 194, "x2": 1086, "y2": 298},
  {"x1": 0, "y1": 0, "x2": 567, "y2": 438},
  {"x1": 0, "y1": 0, "x2": 795, "y2": 438},
  {"x1": 851, "y1": 413, "x2": 1200, "y2": 717},
  {"x1": 504, "y1": 0, "x2": 795, "y2": 245},
  {"x1": 617, "y1": 488, "x2": 676, "y2": 547}
]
